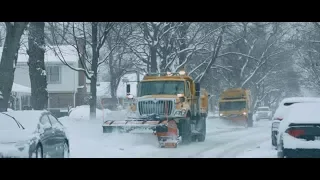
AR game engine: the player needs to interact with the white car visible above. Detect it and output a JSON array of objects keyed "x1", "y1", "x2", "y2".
[
  {"x1": 271, "y1": 97, "x2": 320, "y2": 148},
  {"x1": 277, "y1": 102, "x2": 320, "y2": 158},
  {"x1": 0, "y1": 111, "x2": 70, "y2": 158},
  {"x1": 255, "y1": 106, "x2": 272, "y2": 121}
]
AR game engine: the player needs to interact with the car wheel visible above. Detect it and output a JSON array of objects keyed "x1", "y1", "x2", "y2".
[
  {"x1": 35, "y1": 144, "x2": 43, "y2": 158},
  {"x1": 277, "y1": 140, "x2": 284, "y2": 158},
  {"x1": 62, "y1": 141, "x2": 70, "y2": 158}
]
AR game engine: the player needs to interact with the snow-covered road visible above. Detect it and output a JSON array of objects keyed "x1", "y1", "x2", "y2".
[{"x1": 59, "y1": 115, "x2": 277, "y2": 158}]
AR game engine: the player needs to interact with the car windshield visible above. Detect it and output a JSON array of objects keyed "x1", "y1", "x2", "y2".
[
  {"x1": 139, "y1": 81, "x2": 185, "y2": 96},
  {"x1": 0, "y1": 113, "x2": 21, "y2": 130},
  {"x1": 219, "y1": 101, "x2": 246, "y2": 111}
]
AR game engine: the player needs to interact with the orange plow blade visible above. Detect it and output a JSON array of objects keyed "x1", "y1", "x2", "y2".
[{"x1": 102, "y1": 119, "x2": 181, "y2": 148}]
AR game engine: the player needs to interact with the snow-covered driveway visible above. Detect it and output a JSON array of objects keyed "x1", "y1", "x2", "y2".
[{"x1": 59, "y1": 115, "x2": 277, "y2": 158}]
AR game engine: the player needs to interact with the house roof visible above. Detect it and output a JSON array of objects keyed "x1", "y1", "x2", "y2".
[
  {"x1": 0, "y1": 45, "x2": 79, "y2": 64},
  {"x1": 12, "y1": 83, "x2": 31, "y2": 95}
]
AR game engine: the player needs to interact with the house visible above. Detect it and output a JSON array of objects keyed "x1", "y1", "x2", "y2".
[
  {"x1": 90, "y1": 72, "x2": 144, "y2": 110},
  {"x1": 0, "y1": 43, "x2": 88, "y2": 116},
  {"x1": 10, "y1": 83, "x2": 31, "y2": 110}
]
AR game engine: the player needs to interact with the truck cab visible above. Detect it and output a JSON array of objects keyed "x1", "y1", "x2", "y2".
[{"x1": 218, "y1": 88, "x2": 253, "y2": 127}]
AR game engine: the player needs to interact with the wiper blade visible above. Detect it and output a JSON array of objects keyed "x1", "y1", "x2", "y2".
[{"x1": 0, "y1": 112, "x2": 25, "y2": 129}]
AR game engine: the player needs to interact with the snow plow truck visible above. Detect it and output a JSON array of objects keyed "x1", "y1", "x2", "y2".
[
  {"x1": 102, "y1": 70, "x2": 209, "y2": 148},
  {"x1": 218, "y1": 88, "x2": 253, "y2": 127}
]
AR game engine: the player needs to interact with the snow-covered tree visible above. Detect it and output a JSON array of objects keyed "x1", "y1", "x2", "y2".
[
  {"x1": 0, "y1": 22, "x2": 28, "y2": 112},
  {"x1": 27, "y1": 22, "x2": 48, "y2": 110}
]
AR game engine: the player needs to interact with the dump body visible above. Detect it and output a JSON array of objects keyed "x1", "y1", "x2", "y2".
[{"x1": 218, "y1": 88, "x2": 252, "y2": 126}]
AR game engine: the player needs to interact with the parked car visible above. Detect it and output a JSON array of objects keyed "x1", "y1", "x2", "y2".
[
  {"x1": 0, "y1": 110, "x2": 70, "y2": 158},
  {"x1": 277, "y1": 102, "x2": 320, "y2": 158},
  {"x1": 271, "y1": 97, "x2": 320, "y2": 148},
  {"x1": 255, "y1": 106, "x2": 272, "y2": 121}
]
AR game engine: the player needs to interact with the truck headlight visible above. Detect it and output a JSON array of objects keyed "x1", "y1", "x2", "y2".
[
  {"x1": 243, "y1": 112, "x2": 247, "y2": 115},
  {"x1": 174, "y1": 109, "x2": 187, "y2": 116}
]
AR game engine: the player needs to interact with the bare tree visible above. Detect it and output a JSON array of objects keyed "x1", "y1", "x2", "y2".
[
  {"x1": 0, "y1": 23, "x2": 6, "y2": 47},
  {"x1": 0, "y1": 22, "x2": 28, "y2": 112},
  {"x1": 49, "y1": 22, "x2": 115, "y2": 120},
  {"x1": 104, "y1": 23, "x2": 137, "y2": 108},
  {"x1": 293, "y1": 22, "x2": 320, "y2": 95},
  {"x1": 27, "y1": 22, "x2": 48, "y2": 110}
]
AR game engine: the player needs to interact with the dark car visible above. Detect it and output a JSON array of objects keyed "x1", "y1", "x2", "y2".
[{"x1": 0, "y1": 110, "x2": 70, "y2": 158}]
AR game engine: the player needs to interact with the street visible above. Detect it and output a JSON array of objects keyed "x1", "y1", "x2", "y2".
[{"x1": 59, "y1": 115, "x2": 277, "y2": 158}]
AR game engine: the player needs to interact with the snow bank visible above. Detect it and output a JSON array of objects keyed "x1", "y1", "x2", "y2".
[
  {"x1": 68, "y1": 105, "x2": 112, "y2": 121},
  {"x1": 59, "y1": 114, "x2": 157, "y2": 158},
  {"x1": 68, "y1": 105, "x2": 129, "y2": 122}
]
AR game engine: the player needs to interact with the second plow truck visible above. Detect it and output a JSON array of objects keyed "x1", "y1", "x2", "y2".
[
  {"x1": 218, "y1": 88, "x2": 253, "y2": 127},
  {"x1": 102, "y1": 70, "x2": 209, "y2": 148}
]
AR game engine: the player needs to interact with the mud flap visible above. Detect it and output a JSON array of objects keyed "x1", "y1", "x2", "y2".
[{"x1": 194, "y1": 116, "x2": 206, "y2": 142}]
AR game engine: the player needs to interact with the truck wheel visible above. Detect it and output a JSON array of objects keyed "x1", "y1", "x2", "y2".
[
  {"x1": 196, "y1": 116, "x2": 206, "y2": 142},
  {"x1": 103, "y1": 126, "x2": 113, "y2": 133},
  {"x1": 247, "y1": 113, "x2": 253, "y2": 127},
  {"x1": 179, "y1": 116, "x2": 192, "y2": 145}
]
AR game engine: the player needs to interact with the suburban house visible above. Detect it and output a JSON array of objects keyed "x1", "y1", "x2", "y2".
[
  {"x1": 2, "y1": 40, "x2": 144, "y2": 115},
  {"x1": 7, "y1": 44, "x2": 88, "y2": 116},
  {"x1": 88, "y1": 72, "x2": 144, "y2": 110},
  {"x1": 10, "y1": 83, "x2": 31, "y2": 110}
]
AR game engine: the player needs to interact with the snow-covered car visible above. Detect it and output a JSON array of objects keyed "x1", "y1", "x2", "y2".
[
  {"x1": 0, "y1": 110, "x2": 70, "y2": 158},
  {"x1": 271, "y1": 97, "x2": 320, "y2": 148},
  {"x1": 277, "y1": 102, "x2": 320, "y2": 158},
  {"x1": 255, "y1": 106, "x2": 272, "y2": 121}
]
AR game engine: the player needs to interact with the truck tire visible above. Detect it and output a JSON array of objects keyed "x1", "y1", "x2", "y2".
[
  {"x1": 247, "y1": 113, "x2": 253, "y2": 127},
  {"x1": 179, "y1": 116, "x2": 192, "y2": 145},
  {"x1": 196, "y1": 116, "x2": 206, "y2": 142},
  {"x1": 103, "y1": 126, "x2": 113, "y2": 133}
]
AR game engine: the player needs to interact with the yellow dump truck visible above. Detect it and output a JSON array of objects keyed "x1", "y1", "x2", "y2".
[
  {"x1": 102, "y1": 70, "x2": 209, "y2": 148},
  {"x1": 218, "y1": 88, "x2": 253, "y2": 127}
]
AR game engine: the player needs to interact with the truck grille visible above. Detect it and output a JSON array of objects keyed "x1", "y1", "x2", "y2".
[{"x1": 138, "y1": 100, "x2": 174, "y2": 116}]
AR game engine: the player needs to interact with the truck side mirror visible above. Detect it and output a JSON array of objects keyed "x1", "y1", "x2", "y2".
[
  {"x1": 126, "y1": 84, "x2": 131, "y2": 94},
  {"x1": 195, "y1": 83, "x2": 200, "y2": 96}
]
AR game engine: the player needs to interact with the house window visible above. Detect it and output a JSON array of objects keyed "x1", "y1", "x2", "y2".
[{"x1": 47, "y1": 66, "x2": 61, "y2": 84}]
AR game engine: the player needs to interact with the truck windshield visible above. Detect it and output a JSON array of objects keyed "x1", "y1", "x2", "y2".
[
  {"x1": 219, "y1": 101, "x2": 246, "y2": 111},
  {"x1": 139, "y1": 81, "x2": 185, "y2": 96}
]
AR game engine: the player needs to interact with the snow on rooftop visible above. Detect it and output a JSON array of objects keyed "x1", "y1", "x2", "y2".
[
  {"x1": 92, "y1": 73, "x2": 145, "y2": 98},
  {"x1": 0, "y1": 45, "x2": 79, "y2": 64},
  {"x1": 12, "y1": 83, "x2": 31, "y2": 94},
  {"x1": 284, "y1": 102, "x2": 320, "y2": 124}
]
